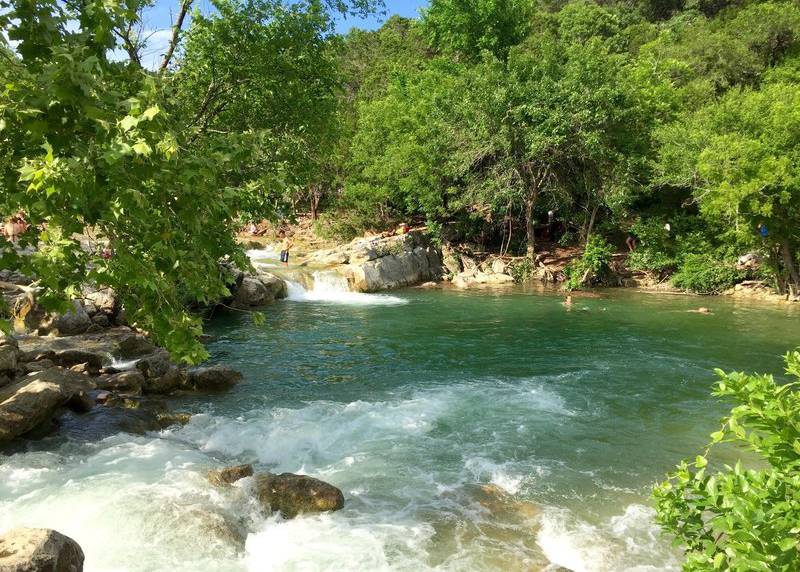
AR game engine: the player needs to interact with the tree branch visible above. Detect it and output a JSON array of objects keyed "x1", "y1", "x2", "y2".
[{"x1": 159, "y1": 0, "x2": 194, "y2": 74}]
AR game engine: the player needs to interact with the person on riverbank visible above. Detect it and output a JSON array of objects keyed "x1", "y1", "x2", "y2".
[
  {"x1": 279, "y1": 230, "x2": 292, "y2": 266},
  {"x1": 2, "y1": 211, "x2": 28, "y2": 243},
  {"x1": 625, "y1": 230, "x2": 638, "y2": 251}
]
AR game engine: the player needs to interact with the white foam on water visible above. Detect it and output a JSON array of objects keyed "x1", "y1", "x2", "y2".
[
  {"x1": 0, "y1": 376, "x2": 678, "y2": 572},
  {"x1": 284, "y1": 270, "x2": 408, "y2": 306},
  {"x1": 107, "y1": 357, "x2": 139, "y2": 371},
  {"x1": 246, "y1": 243, "x2": 280, "y2": 260},
  {"x1": 537, "y1": 504, "x2": 680, "y2": 572}
]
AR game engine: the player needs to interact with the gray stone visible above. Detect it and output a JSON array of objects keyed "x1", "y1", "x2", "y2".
[
  {"x1": 207, "y1": 464, "x2": 254, "y2": 487},
  {"x1": 117, "y1": 334, "x2": 155, "y2": 359},
  {"x1": 187, "y1": 365, "x2": 242, "y2": 391},
  {"x1": 0, "y1": 367, "x2": 94, "y2": 442},
  {"x1": 135, "y1": 350, "x2": 185, "y2": 394},
  {"x1": 252, "y1": 472, "x2": 345, "y2": 519},
  {"x1": 0, "y1": 336, "x2": 19, "y2": 372},
  {"x1": 232, "y1": 273, "x2": 287, "y2": 309},
  {"x1": 53, "y1": 349, "x2": 104, "y2": 369},
  {"x1": 66, "y1": 390, "x2": 95, "y2": 413},
  {"x1": 0, "y1": 527, "x2": 84, "y2": 572},
  {"x1": 23, "y1": 359, "x2": 55, "y2": 374},
  {"x1": 91, "y1": 314, "x2": 111, "y2": 328},
  {"x1": 95, "y1": 371, "x2": 145, "y2": 393},
  {"x1": 50, "y1": 300, "x2": 93, "y2": 336}
]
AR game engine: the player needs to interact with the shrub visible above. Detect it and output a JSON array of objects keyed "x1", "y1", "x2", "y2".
[
  {"x1": 512, "y1": 257, "x2": 533, "y2": 283},
  {"x1": 670, "y1": 254, "x2": 740, "y2": 294},
  {"x1": 653, "y1": 348, "x2": 800, "y2": 572},
  {"x1": 564, "y1": 235, "x2": 615, "y2": 290}
]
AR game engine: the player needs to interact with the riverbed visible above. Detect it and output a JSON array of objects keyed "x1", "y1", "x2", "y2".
[{"x1": 1, "y1": 286, "x2": 798, "y2": 572}]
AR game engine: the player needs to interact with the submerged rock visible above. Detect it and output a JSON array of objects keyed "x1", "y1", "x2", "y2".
[
  {"x1": 187, "y1": 365, "x2": 243, "y2": 391},
  {"x1": 207, "y1": 464, "x2": 254, "y2": 487},
  {"x1": 252, "y1": 473, "x2": 345, "y2": 519},
  {"x1": 0, "y1": 527, "x2": 84, "y2": 572}
]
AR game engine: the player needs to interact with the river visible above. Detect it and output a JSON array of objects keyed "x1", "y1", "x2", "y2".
[{"x1": 1, "y1": 281, "x2": 798, "y2": 572}]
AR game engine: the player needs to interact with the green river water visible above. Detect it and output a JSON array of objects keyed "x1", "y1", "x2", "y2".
[{"x1": 1, "y1": 281, "x2": 798, "y2": 572}]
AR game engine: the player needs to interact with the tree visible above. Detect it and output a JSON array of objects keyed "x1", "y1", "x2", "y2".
[
  {"x1": 653, "y1": 348, "x2": 800, "y2": 572},
  {"x1": 657, "y1": 82, "x2": 800, "y2": 297}
]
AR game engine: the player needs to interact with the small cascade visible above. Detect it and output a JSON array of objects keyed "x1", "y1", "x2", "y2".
[
  {"x1": 246, "y1": 242, "x2": 281, "y2": 270},
  {"x1": 275, "y1": 268, "x2": 407, "y2": 306}
]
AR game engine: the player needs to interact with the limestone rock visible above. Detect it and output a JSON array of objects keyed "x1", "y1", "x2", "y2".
[
  {"x1": 0, "y1": 336, "x2": 19, "y2": 373},
  {"x1": 156, "y1": 412, "x2": 192, "y2": 429},
  {"x1": 0, "y1": 367, "x2": 94, "y2": 442},
  {"x1": 252, "y1": 472, "x2": 345, "y2": 519},
  {"x1": 0, "y1": 527, "x2": 84, "y2": 572},
  {"x1": 135, "y1": 350, "x2": 186, "y2": 394},
  {"x1": 53, "y1": 349, "x2": 104, "y2": 370},
  {"x1": 50, "y1": 300, "x2": 93, "y2": 336},
  {"x1": 83, "y1": 287, "x2": 117, "y2": 316},
  {"x1": 94, "y1": 371, "x2": 145, "y2": 393},
  {"x1": 23, "y1": 359, "x2": 55, "y2": 374},
  {"x1": 232, "y1": 273, "x2": 286, "y2": 309},
  {"x1": 117, "y1": 334, "x2": 155, "y2": 359},
  {"x1": 187, "y1": 365, "x2": 243, "y2": 391},
  {"x1": 207, "y1": 464, "x2": 254, "y2": 487}
]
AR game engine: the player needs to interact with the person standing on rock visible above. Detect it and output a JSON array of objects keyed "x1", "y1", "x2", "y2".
[{"x1": 279, "y1": 230, "x2": 292, "y2": 267}]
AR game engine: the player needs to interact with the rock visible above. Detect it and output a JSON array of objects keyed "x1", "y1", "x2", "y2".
[
  {"x1": 0, "y1": 527, "x2": 84, "y2": 572},
  {"x1": 50, "y1": 300, "x2": 93, "y2": 336},
  {"x1": 207, "y1": 464, "x2": 254, "y2": 487},
  {"x1": 82, "y1": 303, "x2": 97, "y2": 317},
  {"x1": 491, "y1": 258, "x2": 509, "y2": 275},
  {"x1": 0, "y1": 374, "x2": 11, "y2": 390},
  {"x1": 0, "y1": 336, "x2": 19, "y2": 373},
  {"x1": 83, "y1": 287, "x2": 117, "y2": 317},
  {"x1": 53, "y1": 349, "x2": 104, "y2": 369},
  {"x1": 91, "y1": 314, "x2": 111, "y2": 328},
  {"x1": 187, "y1": 365, "x2": 242, "y2": 391},
  {"x1": 232, "y1": 274, "x2": 287, "y2": 309},
  {"x1": 69, "y1": 363, "x2": 97, "y2": 375},
  {"x1": 66, "y1": 390, "x2": 95, "y2": 413},
  {"x1": 23, "y1": 359, "x2": 55, "y2": 374},
  {"x1": 156, "y1": 412, "x2": 192, "y2": 428},
  {"x1": 18, "y1": 349, "x2": 55, "y2": 363},
  {"x1": 345, "y1": 245, "x2": 443, "y2": 292},
  {"x1": 441, "y1": 244, "x2": 463, "y2": 276},
  {"x1": 94, "y1": 371, "x2": 145, "y2": 393},
  {"x1": 0, "y1": 367, "x2": 94, "y2": 442},
  {"x1": 135, "y1": 350, "x2": 185, "y2": 394},
  {"x1": 252, "y1": 473, "x2": 345, "y2": 519},
  {"x1": 117, "y1": 334, "x2": 155, "y2": 359}
]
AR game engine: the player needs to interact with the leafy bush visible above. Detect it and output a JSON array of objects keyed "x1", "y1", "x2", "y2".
[
  {"x1": 670, "y1": 254, "x2": 740, "y2": 294},
  {"x1": 564, "y1": 235, "x2": 615, "y2": 290},
  {"x1": 512, "y1": 257, "x2": 533, "y2": 283},
  {"x1": 653, "y1": 348, "x2": 800, "y2": 572}
]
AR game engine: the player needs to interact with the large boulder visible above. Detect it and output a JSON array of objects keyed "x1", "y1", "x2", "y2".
[
  {"x1": 232, "y1": 274, "x2": 287, "y2": 309},
  {"x1": 0, "y1": 367, "x2": 94, "y2": 443},
  {"x1": 344, "y1": 239, "x2": 444, "y2": 293},
  {"x1": 53, "y1": 349, "x2": 104, "y2": 370},
  {"x1": 187, "y1": 365, "x2": 242, "y2": 391},
  {"x1": 135, "y1": 350, "x2": 185, "y2": 394},
  {"x1": 252, "y1": 473, "x2": 345, "y2": 519},
  {"x1": 0, "y1": 528, "x2": 84, "y2": 572},
  {"x1": 0, "y1": 336, "x2": 19, "y2": 373}
]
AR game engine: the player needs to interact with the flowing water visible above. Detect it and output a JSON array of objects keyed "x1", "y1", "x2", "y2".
[{"x1": 1, "y1": 278, "x2": 799, "y2": 572}]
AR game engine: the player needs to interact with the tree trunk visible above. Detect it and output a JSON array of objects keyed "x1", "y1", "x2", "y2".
[
  {"x1": 310, "y1": 188, "x2": 320, "y2": 221},
  {"x1": 585, "y1": 203, "x2": 600, "y2": 241},
  {"x1": 525, "y1": 195, "x2": 536, "y2": 259},
  {"x1": 781, "y1": 239, "x2": 800, "y2": 297}
]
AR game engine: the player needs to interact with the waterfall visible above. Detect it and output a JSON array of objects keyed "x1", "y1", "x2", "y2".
[{"x1": 282, "y1": 269, "x2": 407, "y2": 306}]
